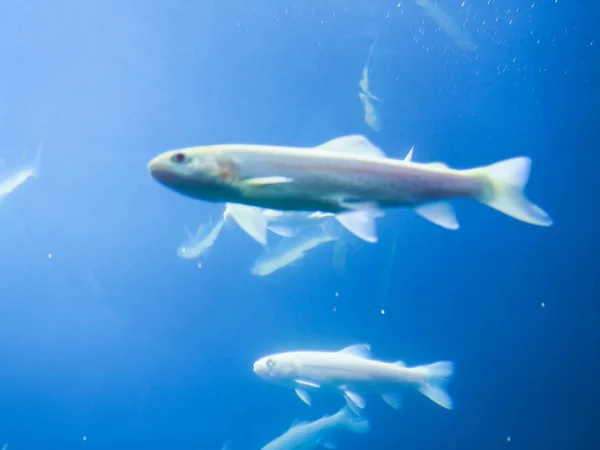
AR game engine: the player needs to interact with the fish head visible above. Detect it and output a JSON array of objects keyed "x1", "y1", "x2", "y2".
[
  {"x1": 148, "y1": 146, "x2": 241, "y2": 201},
  {"x1": 253, "y1": 352, "x2": 300, "y2": 383}
]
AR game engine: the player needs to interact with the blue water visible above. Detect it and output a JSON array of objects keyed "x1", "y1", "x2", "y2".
[{"x1": 0, "y1": 1, "x2": 596, "y2": 449}]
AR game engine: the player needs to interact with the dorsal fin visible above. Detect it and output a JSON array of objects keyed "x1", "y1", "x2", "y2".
[
  {"x1": 338, "y1": 344, "x2": 371, "y2": 358},
  {"x1": 318, "y1": 135, "x2": 386, "y2": 158}
]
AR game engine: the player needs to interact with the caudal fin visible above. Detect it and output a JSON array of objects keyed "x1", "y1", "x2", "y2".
[
  {"x1": 470, "y1": 157, "x2": 552, "y2": 227},
  {"x1": 338, "y1": 406, "x2": 371, "y2": 434},
  {"x1": 414, "y1": 361, "x2": 454, "y2": 410}
]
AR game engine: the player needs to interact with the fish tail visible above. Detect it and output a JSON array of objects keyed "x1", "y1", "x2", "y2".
[
  {"x1": 466, "y1": 157, "x2": 552, "y2": 227},
  {"x1": 338, "y1": 406, "x2": 370, "y2": 434},
  {"x1": 414, "y1": 361, "x2": 454, "y2": 410}
]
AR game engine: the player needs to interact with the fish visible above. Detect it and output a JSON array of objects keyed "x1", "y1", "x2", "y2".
[
  {"x1": 358, "y1": 40, "x2": 380, "y2": 102},
  {"x1": 416, "y1": 0, "x2": 477, "y2": 52},
  {"x1": 251, "y1": 224, "x2": 337, "y2": 276},
  {"x1": 177, "y1": 215, "x2": 225, "y2": 260},
  {"x1": 253, "y1": 344, "x2": 454, "y2": 412},
  {"x1": 261, "y1": 406, "x2": 370, "y2": 450},
  {"x1": 159, "y1": 145, "x2": 412, "y2": 246},
  {"x1": 0, "y1": 141, "x2": 43, "y2": 203},
  {"x1": 358, "y1": 40, "x2": 382, "y2": 132},
  {"x1": 359, "y1": 92, "x2": 381, "y2": 132},
  {"x1": 148, "y1": 134, "x2": 552, "y2": 231}
]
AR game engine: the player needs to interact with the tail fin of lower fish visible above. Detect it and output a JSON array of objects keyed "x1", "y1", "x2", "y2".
[
  {"x1": 414, "y1": 361, "x2": 454, "y2": 410},
  {"x1": 468, "y1": 157, "x2": 552, "y2": 227}
]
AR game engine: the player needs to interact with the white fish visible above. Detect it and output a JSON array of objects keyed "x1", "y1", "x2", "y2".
[
  {"x1": 148, "y1": 134, "x2": 551, "y2": 231},
  {"x1": 0, "y1": 141, "x2": 42, "y2": 202},
  {"x1": 261, "y1": 406, "x2": 370, "y2": 450},
  {"x1": 177, "y1": 215, "x2": 225, "y2": 260},
  {"x1": 416, "y1": 0, "x2": 477, "y2": 52},
  {"x1": 187, "y1": 147, "x2": 411, "y2": 247},
  {"x1": 251, "y1": 225, "x2": 337, "y2": 276},
  {"x1": 254, "y1": 344, "x2": 455, "y2": 411}
]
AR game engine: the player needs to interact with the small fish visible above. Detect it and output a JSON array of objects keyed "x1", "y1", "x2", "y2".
[
  {"x1": 251, "y1": 225, "x2": 337, "y2": 276},
  {"x1": 358, "y1": 39, "x2": 380, "y2": 101},
  {"x1": 148, "y1": 135, "x2": 552, "y2": 233},
  {"x1": 359, "y1": 91, "x2": 381, "y2": 132},
  {"x1": 358, "y1": 40, "x2": 382, "y2": 131},
  {"x1": 177, "y1": 216, "x2": 225, "y2": 260},
  {"x1": 254, "y1": 344, "x2": 454, "y2": 411},
  {"x1": 0, "y1": 141, "x2": 43, "y2": 202},
  {"x1": 261, "y1": 406, "x2": 370, "y2": 450},
  {"x1": 416, "y1": 0, "x2": 477, "y2": 52}
]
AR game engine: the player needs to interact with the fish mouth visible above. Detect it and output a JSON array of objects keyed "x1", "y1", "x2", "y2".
[{"x1": 148, "y1": 157, "x2": 179, "y2": 185}]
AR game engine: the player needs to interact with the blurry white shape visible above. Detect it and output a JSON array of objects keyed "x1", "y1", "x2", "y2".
[
  {"x1": 416, "y1": 0, "x2": 477, "y2": 51},
  {"x1": 177, "y1": 216, "x2": 225, "y2": 260},
  {"x1": 251, "y1": 226, "x2": 336, "y2": 276},
  {"x1": 358, "y1": 40, "x2": 382, "y2": 132},
  {"x1": 0, "y1": 141, "x2": 43, "y2": 202}
]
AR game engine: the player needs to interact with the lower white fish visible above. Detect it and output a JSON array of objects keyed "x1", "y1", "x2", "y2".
[
  {"x1": 254, "y1": 344, "x2": 454, "y2": 412},
  {"x1": 262, "y1": 406, "x2": 370, "y2": 450},
  {"x1": 0, "y1": 141, "x2": 42, "y2": 202}
]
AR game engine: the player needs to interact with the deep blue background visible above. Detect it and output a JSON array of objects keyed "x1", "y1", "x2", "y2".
[{"x1": 0, "y1": 1, "x2": 597, "y2": 449}]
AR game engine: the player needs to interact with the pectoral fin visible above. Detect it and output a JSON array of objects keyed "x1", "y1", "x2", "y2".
[
  {"x1": 243, "y1": 176, "x2": 293, "y2": 186},
  {"x1": 295, "y1": 379, "x2": 321, "y2": 389},
  {"x1": 343, "y1": 390, "x2": 366, "y2": 414},
  {"x1": 295, "y1": 388, "x2": 312, "y2": 406},
  {"x1": 226, "y1": 203, "x2": 269, "y2": 245},
  {"x1": 335, "y1": 210, "x2": 378, "y2": 243}
]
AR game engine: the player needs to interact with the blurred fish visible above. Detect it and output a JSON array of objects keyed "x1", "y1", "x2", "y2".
[
  {"x1": 359, "y1": 91, "x2": 381, "y2": 132},
  {"x1": 416, "y1": 0, "x2": 477, "y2": 52},
  {"x1": 332, "y1": 239, "x2": 349, "y2": 277},
  {"x1": 177, "y1": 214, "x2": 225, "y2": 260},
  {"x1": 250, "y1": 225, "x2": 337, "y2": 276},
  {"x1": 359, "y1": 40, "x2": 382, "y2": 132},
  {"x1": 261, "y1": 406, "x2": 370, "y2": 450},
  {"x1": 148, "y1": 134, "x2": 552, "y2": 231},
  {"x1": 0, "y1": 141, "x2": 42, "y2": 204},
  {"x1": 254, "y1": 344, "x2": 455, "y2": 412}
]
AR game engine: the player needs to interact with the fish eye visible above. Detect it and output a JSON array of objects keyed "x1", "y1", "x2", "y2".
[
  {"x1": 266, "y1": 359, "x2": 276, "y2": 368},
  {"x1": 171, "y1": 152, "x2": 190, "y2": 164}
]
